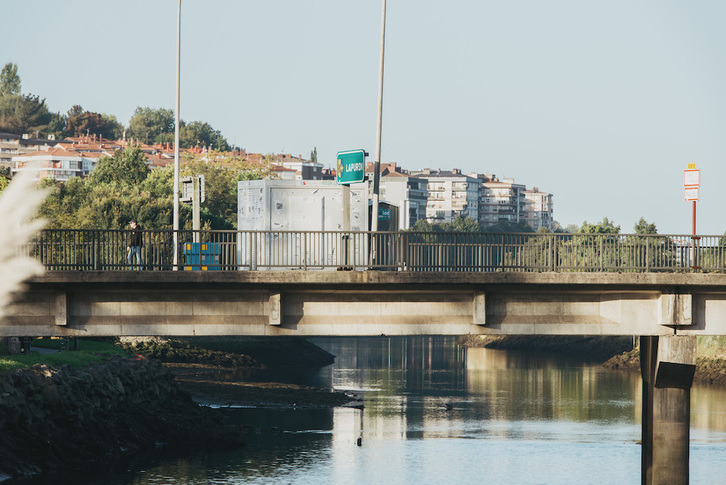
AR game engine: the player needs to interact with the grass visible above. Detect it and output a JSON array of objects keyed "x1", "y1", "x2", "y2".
[
  {"x1": 697, "y1": 336, "x2": 726, "y2": 360},
  {"x1": 0, "y1": 338, "x2": 127, "y2": 374}
]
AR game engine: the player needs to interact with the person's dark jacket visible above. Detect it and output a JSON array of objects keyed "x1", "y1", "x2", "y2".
[{"x1": 129, "y1": 228, "x2": 143, "y2": 247}]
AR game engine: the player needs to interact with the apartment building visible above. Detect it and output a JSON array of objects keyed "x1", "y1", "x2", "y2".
[
  {"x1": 478, "y1": 177, "x2": 527, "y2": 228},
  {"x1": 272, "y1": 154, "x2": 324, "y2": 180},
  {"x1": 363, "y1": 163, "x2": 427, "y2": 230},
  {"x1": 410, "y1": 168, "x2": 479, "y2": 224},
  {"x1": 523, "y1": 187, "x2": 554, "y2": 231}
]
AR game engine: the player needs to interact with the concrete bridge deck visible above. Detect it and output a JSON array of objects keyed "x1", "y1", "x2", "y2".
[{"x1": 4, "y1": 270, "x2": 726, "y2": 338}]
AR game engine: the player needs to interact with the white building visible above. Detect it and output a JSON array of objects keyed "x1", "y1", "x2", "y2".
[
  {"x1": 410, "y1": 169, "x2": 479, "y2": 224},
  {"x1": 523, "y1": 187, "x2": 554, "y2": 230},
  {"x1": 479, "y1": 177, "x2": 526, "y2": 228},
  {"x1": 273, "y1": 154, "x2": 325, "y2": 180},
  {"x1": 370, "y1": 172, "x2": 427, "y2": 230},
  {"x1": 0, "y1": 133, "x2": 59, "y2": 170},
  {"x1": 365, "y1": 163, "x2": 428, "y2": 230},
  {"x1": 11, "y1": 145, "x2": 106, "y2": 181}
]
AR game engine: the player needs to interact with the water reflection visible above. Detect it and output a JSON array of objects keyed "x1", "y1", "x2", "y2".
[
  {"x1": 22, "y1": 336, "x2": 726, "y2": 485},
  {"x1": 465, "y1": 347, "x2": 641, "y2": 425}
]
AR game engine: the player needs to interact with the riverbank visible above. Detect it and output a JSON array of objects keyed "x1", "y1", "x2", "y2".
[
  {"x1": 0, "y1": 337, "x2": 358, "y2": 482},
  {"x1": 0, "y1": 355, "x2": 243, "y2": 482},
  {"x1": 460, "y1": 335, "x2": 635, "y2": 362},
  {"x1": 167, "y1": 363, "x2": 357, "y2": 408},
  {"x1": 116, "y1": 336, "x2": 358, "y2": 408},
  {"x1": 462, "y1": 335, "x2": 726, "y2": 386},
  {"x1": 603, "y1": 348, "x2": 726, "y2": 386}
]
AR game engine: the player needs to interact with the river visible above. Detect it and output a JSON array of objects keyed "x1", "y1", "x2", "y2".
[{"x1": 58, "y1": 337, "x2": 726, "y2": 484}]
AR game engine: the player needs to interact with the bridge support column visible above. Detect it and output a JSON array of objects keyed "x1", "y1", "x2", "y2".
[{"x1": 640, "y1": 335, "x2": 696, "y2": 485}]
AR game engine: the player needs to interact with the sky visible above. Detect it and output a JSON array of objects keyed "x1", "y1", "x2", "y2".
[{"x1": 2, "y1": 0, "x2": 726, "y2": 234}]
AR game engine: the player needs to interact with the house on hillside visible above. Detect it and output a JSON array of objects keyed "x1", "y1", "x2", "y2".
[
  {"x1": 12, "y1": 145, "x2": 107, "y2": 181},
  {"x1": 0, "y1": 133, "x2": 62, "y2": 170}
]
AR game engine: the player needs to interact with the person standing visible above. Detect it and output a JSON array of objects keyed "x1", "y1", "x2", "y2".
[{"x1": 127, "y1": 220, "x2": 144, "y2": 270}]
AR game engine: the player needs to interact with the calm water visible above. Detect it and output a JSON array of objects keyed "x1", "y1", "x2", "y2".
[{"x1": 28, "y1": 337, "x2": 726, "y2": 484}]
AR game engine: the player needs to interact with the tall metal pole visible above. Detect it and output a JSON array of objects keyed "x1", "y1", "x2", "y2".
[
  {"x1": 173, "y1": 0, "x2": 181, "y2": 270},
  {"x1": 371, "y1": 0, "x2": 386, "y2": 234},
  {"x1": 692, "y1": 200, "x2": 696, "y2": 235}
]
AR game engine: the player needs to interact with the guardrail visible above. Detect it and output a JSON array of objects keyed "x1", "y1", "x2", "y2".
[{"x1": 21, "y1": 229, "x2": 726, "y2": 273}]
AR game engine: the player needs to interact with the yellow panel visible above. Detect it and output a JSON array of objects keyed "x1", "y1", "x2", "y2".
[
  {"x1": 184, "y1": 266, "x2": 193, "y2": 271},
  {"x1": 201, "y1": 244, "x2": 207, "y2": 251},
  {"x1": 202, "y1": 266, "x2": 208, "y2": 271}
]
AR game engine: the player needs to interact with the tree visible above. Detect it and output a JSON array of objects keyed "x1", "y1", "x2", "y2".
[
  {"x1": 91, "y1": 145, "x2": 150, "y2": 186},
  {"x1": 563, "y1": 224, "x2": 580, "y2": 233},
  {"x1": 634, "y1": 217, "x2": 657, "y2": 234},
  {"x1": 580, "y1": 217, "x2": 620, "y2": 234},
  {"x1": 37, "y1": 177, "x2": 92, "y2": 229},
  {"x1": 66, "y1": 106, "x2": 124, "y2": 139},
  {"x1": 127, "y1": 107, "x2": 174, "y2": 144},
  {"x1": 180, "y1": 151, "x2": 274, "y2": 228},
  {"x1": 47, "y1": 112, "x2": 66, "y2": 138},
  {"x1": 0, "y1": 93, "x2": 53, "y2": 135},
  {"x1": 180, "y1": 121, "x2": 230, "y2": 151},
  {"x1": 0, "y1": 167, "x2": 10, "y2": 193},
  {"x1": 482, "y1": 220, "x2": 533, "y2": 233},
  {"x1": 0, "y1": 63, "x2": 21, "y2": 96},
  {"x1": 310, "y1": 147, "x2": 318, "y2": 163},
  {"x1": 409, "y1": 216, "x2": 481, "y2": 233},
  {"x1": 445, "y1": 215, "x2": 482, "y2": 233}
]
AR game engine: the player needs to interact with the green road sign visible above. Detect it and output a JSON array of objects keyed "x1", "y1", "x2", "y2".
[{"x1": 336, "y1": 149, "x2": 366, "y2": 185}]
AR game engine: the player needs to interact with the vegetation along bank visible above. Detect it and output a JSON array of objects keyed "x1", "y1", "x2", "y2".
[
  {"x1": 0, "y1": 337, "x2": 357, "y2": 482},
  {"x1": 461, "y1": 335, "x2": 726, "y2": 386}
]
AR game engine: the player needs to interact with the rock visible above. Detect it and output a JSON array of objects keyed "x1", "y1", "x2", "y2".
[{"x1": 0, "y1": 355, "x2": 244, "y2": 482}]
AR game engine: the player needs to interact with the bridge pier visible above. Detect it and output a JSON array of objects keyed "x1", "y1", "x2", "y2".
[{"x1": 640, "y1": 335, "x2": 696, "y2": 485}]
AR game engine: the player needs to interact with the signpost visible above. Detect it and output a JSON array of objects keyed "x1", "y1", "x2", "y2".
[
  {"x1": 684, "y1": 163, "x2": 700, "y2": 270},
  {"x1": 683, "y1": 163, "x2": 700, "y2": 234},
  {"x1": 181, "y1": 174, "x2": 205, "y2": 243},
  {"x1": 336, "y1": 150, "x2": 366, "y2": 269},
  {"x1": 336, "y1": 149, "x2": 366, "y2": 185}
]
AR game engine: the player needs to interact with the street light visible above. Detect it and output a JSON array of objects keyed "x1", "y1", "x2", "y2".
[
  {"x1": 372, "y1": 0, "x2": 387, "y2": 233},
  {"x1": 173, "y1": 0, "x2": 181, "y2": 270}
]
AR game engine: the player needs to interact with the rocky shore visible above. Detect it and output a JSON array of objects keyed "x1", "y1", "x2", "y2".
[
  {"x1": 0, "y1": 355, "x2": 243, "y2": 482},
  {"x1": 602, "y1": 349, "x2": 726, "y2": 386},
  {"x1": 0, "y1": 338, "x2": 357, "y2": 483}
]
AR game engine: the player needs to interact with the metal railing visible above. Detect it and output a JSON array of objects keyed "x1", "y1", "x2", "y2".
[{"x1": 21, "y1": 229, "x2": 726, "y2": 273}]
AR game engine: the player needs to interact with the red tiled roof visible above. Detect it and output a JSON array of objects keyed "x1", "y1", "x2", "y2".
[
  {"x1": 14, "y1": 146, "x2": 81, "y2": 158},
  {"x1": 271, "y1": 164, "x2": 297, "y2": 172}
]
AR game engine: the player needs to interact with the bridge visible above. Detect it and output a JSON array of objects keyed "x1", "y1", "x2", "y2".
[{"x1": 5, "y1": 228, "x2": 726, "y2": 485}]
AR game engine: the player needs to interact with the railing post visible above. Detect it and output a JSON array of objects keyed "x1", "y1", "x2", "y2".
[
  {"x1": 645, "y1": 236, "x2": 650, "y2": 273},
  {"x1": 351, "y1": 231, "x2": 357, "y2": 268},
  {"x1": 39, "y1": 231, "x2": 45, "y2": 269},
  {"x1": 691, "y1": 236, "x2": 701, "y2": 272},
  {"x1": 398, "y1": 232, "x2": 404, "y2": 271},
  {"x1": 499, "y1": 235, "x2": 505, "y2": 271},
  {"x1": 92, "y1": 231, "x2": 98, "y2": 270},
  {"x1": 252, "y1": 231, "x2": 258, "y2": 271},
  {"x1": 303, "y1": 232, "x2": 308, "y2": 270}
]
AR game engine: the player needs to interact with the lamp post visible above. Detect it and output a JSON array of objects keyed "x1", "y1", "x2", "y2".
[
  {"x1": 173, "y1": 0, "x2": 181, "y2": 270},
  {"x1": 371, "y1": 0, "x2": 387, "y2": 235}
]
